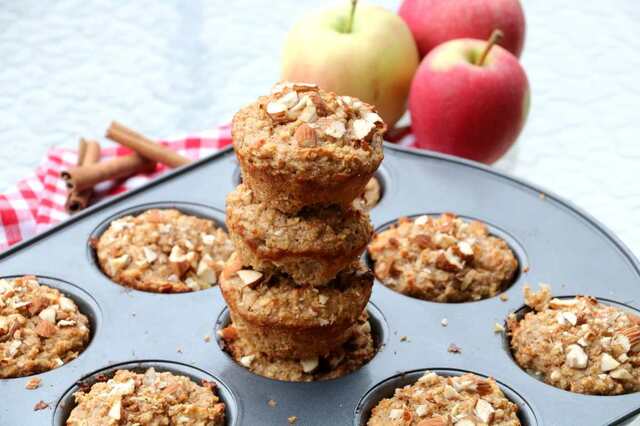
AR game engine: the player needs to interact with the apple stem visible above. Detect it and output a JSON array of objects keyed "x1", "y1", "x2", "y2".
[
  {"x1": 477, "y1": 29, "x2": 504, "y2": 66},
  {"x1": 345, "y1": 0, "x2": 358, "y2": 33}
]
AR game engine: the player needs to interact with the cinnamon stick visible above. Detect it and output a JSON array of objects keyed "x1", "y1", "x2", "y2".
[
  {"x1": 106, "y1": 121, "x2": 190, "y2": 168},
  {"x1": 64, "y1": 139, "x2": 101, "y2": 212},
  {"x1": 62, "y1": 154, "x2": 155, "y2": 192}
]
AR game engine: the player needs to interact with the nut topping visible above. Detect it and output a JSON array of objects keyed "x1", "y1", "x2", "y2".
[
  {"x1": 474, "y1": 399, "x2": 495, "y2": 423},
  {"x1": 300, "y1": 357, "x2": 319, "y2": 373},
  {"x1": 566, "y1": 344, "x2": 588, "y2": 369},
  {"x1": 601, "y1": 353, "x2": 621, "y2": 372},
  {"x1": 351, "y1": 118, "x2": 375, "y2": 140},
  {"x1": 266, "y1": 101, "x2": 288, "y2": 123},
  {"x1": 237, "y1": 270, "x2": 263, "y2": 286},
  {"x1": 294, "y1": 124, "x2": 318, "y2": 147}
]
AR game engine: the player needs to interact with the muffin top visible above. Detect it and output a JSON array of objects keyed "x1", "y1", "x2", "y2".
[
  {"x1": 368, "y1": 214, "x2": 518, "y2": 303},
  {"x1": 95, "y1": 209, "x2": 234, "y2": 293},
  {"x1": 0, "y1": 276, "x2": 90, "y2": 378},
  {"x1": 220, "y1": 312, "x2": 373, "y2": 382},
  {"x1": 227, "y1": 183, "x2": 372, "y2": 259},
  {"x1": 220, "y1": 253, "x2": 372, "y2": 328},
  {"x1": 232, "y1": 82, "x2": 385, "y2": 178},
  {"x1": 66, "y1": 368, "x2": 225, "y2": 426},
  {"x1": 367, "y1": 372, "x2": 520, "y2": 426},
  {"x1": 508, "y1": 284, "x2": 640, "y2": 395}
]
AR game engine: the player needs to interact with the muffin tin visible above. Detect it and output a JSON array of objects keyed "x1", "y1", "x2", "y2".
[{"x1": 1, "y1": 144, "x2": 639, "y2": 425}]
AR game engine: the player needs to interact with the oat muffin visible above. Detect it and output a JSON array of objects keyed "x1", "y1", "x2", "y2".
[
  {"x1": 508, "y1": 284, "x2": 640, "y2": 395},
  {"x1": 367, "y1": 372, "x2": 520, "y2": 426},
  {"x1": 232, "y1": 82, "x2": 385, "y2": 213},
  {"x1": 353, "y1": 176, "x2": 382, "y2": 212},
  {"x1": 368, "y1": 214, "x2": 518, "y2": 303},
  {"x1": 95, "y1": 209, "x2": 234, "y2": 293},
  {"x1": 66, "y1": 368, "x2": 225, "y2": 425},
  {"x1": 220, "y1": 311, "x2": 374, "y2": 382},
  {"x1": 226, "y1": 184, "x2": 372, "y2": 286},
  {"x1": 220, "y1": 253, "x2": 373, "y2": 358},
  {"x1": 0, "y1": 276, "x2": 90, "y2": 378}
]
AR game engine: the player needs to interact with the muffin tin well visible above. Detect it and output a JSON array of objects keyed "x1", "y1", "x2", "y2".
[
  {"x1": 1, "y1": 144, "x2": 639, "y2": 425},
  {"x1": 366, "y1": 213, "x2": 528, "y2": 302},
  {"x1": 53, "y1": 360, "x2": 239, "y2": 425},
  {"x1": 353, "y1": 368, "x2": 538, "y2": 426}
]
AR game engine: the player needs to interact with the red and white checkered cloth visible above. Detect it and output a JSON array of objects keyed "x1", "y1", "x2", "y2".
[
  {"x1": 0, "y1": 125, "x2": 416, "y2": 252},
  {"x1": 0, "y1": 124, "x2": 232, "y2": 252}
]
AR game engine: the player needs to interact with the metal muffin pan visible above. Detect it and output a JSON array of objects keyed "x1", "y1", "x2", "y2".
[{"x1": 0, "y1": 144, "x2": 639, "y2": 425}]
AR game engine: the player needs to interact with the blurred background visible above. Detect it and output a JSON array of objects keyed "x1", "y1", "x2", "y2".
[{"x1": 0, "y1": 0, "x2": 639, "y2": 257}]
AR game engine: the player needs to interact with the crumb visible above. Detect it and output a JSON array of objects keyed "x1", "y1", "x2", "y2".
[
  {"x1": 523, "y1": 266, "x2": 530, "y2": 273},
  {"x1": 441, "y1": 318, "x2": 448, "y2": 327},
  {"x1": 539, "y1": 192, "x2": 546, "y2": 200},
  {"x1": 204, "y1": 335, "x2": 211, "y2": 343},
  {"x1": 448, "y1": 343, "x2": 461, "y2": 353},
  {"x1": 288, "y1": 415, "x2": 298, "y2": 424},
  {"x1": 25, "y1": 377, "x2": 41, "y2": 390},
  {"x1": 268, "y1": 399, "x2": 277, "y2": 408},
  {"x1": 400, "y1": 335, "x2": 409, "y2": 342},
  {"x1": 33, "y1": 400, "x2": 49, "y2": 411},
  {"x1": 499, "y1": 293, "x2": 509, "y2": 302},
  {"x1": 494, "y1": 323, "x2": 505, "y2": 333}
]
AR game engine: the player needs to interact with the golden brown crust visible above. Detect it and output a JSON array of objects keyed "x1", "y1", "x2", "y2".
[
  {"x1": 367, "y1": 372, "x2": 520, "y2": 426},
  {"x1": 508, "y1": 285, "x2": 640, "y2": 395},
  {"x1": 0, "y1": 276, "x2": 90, "y2": 378},
  {"x1": 96, "y1": 209, "x2": 234, "y2": 293},
  {"x1": 220, "y1": 253, "x2": 373, "y2": 358},
  {"x1": 232, "y1": 83, "x2": 384, "y2": 213},
  {"x1": 368, "y1": 214, "x2": 518, "y2": 303},
  {"x1": 66, "y1": 368, "x2": 225, "y2": 425},
  {"x1": 226, "y1": 184, "x2": 372, "y2": 286},
  {"x1": 221, "y1": 311, "x2": 374, "y2": 382}
]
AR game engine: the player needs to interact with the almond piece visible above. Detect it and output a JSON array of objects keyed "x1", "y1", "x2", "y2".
[
  {"x1": 620, "y1": 326, "x2": 640, "y2": 350},
  {"x1": 324, "y1": 121, "x2": 346, "y2": 139},
  {"x1": 143, "y1": 246, "x2": 158, "y2": 263},
  {"x1": 108, "y1": 398, "x2": 122, "y2": 419},
  {"x1": 38, "y1": 306, "x2": 57, "y2": 324},
  {"x1": 436, "y1": 248, "x2": 464, "y2": 272},
  {"x1": 601, "y1": 353, "x2": 621, "y2": 372},
  {"x1": 35, "y1": 319, "x2": 57, "y2": 338},
  {"x1": 294, "y1": 124, "x2": 317, "y2": 147},
  {"x1": 613, "y1": 334, "x2": 631, "y2": 354},
  {"x1": 549, "y1": 298, "x2": 578, "y2": 309},
  {"x1": 475, "y1": 379, "x2": 493, "y2": 396},
  {"x1": 474, "y1": 399, "x2": 495, "y2": 423},
  {"x1": 27, "y1": 296, "x2": 49, "y2": 315},
  {"x1": 388, "y1": 408, "x2": 405, "y2": 420},
  {"x1": 58, "y1": 296, "x2": 76, "y2": 312},
  {"x1": 364, "y1": 111, "x2": 384, "y2": 126},
  {"x1": 351, "y1": 118, "x2": 375, "y2": 140},
  {"x1": 415, "y1": 405, "x2": 429, "y2": 417},
  {"x1": 240, "y1": 354, "x2": 255, "y2": 367},
  {"x1": 278, "y1": 91, "x2": 299, "y2": 108},
  {"x1": 453, "y1": 241, "x2": 474, "y2": 261},
  {"x1": 307, "y1": 92, "x2": 330, "y2": 116},
  {"x1": 610, "y1": 368, "x2": 634, "y2": 381},
  {"x1": 25, "y1": 377, "x2": 42, "y2": 390},
  {"x1": 237, "y1": 270, "x2": 263, "y2": 286},
  {"x1": 266, "y1": 101, "x2": 288, "y2": 122},
  {"x1": 300, "y1": 357, "x2": 319, "y2": 373},
  {"x1": 298, "y1": 105, "x2": 318, "y2": 123},
  {"x1": 201, "y1": 233, "x2": 216, "y2": 245},
  {"x1": 414, "y1": 215, "x2": 429, "y2": 226},
  {"x1": 566, "y1": 344, "x2": 588, "y2": 369}
]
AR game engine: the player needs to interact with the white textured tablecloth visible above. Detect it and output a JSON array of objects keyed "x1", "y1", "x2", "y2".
[{"x1": 1, "y1": 0, "x2": 639, "y2": 261}]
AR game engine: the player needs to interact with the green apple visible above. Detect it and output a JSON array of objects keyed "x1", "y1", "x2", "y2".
[{"x1": 282, "y1": 1, "x2": 419, "y2": 128}]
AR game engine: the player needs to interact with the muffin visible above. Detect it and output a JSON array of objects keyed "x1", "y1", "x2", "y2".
[
  {"x1": 220, "y1": 253, "x2": 373, "y2": 358},
  {"x1": 0, "y1": 276, "x2": 90, "y2": 378},
  {"x1": 368, "y1": 214, "x2": 518, "y2": 302},
  {"x1": 95, "y1": 209, "x2": 234, "y2": 293},
  {"x1": 226, "y1": 183, "x2": 372, "y2": 286},
  {"x1": 367, "y1": 372, "x2": 520, "y2": 426},
  {"x1": 66, "y1": 368, "x2": 225, "y2": 425},
  {"x1": 220, "y1": 311, "x2": 374, "y2": 382},
  {"x1": 232, "y1": 82, "x2": 385, "y2": 213},
  {"x1": 508, "y1": 284, "x2": 640, "y2": 395}
]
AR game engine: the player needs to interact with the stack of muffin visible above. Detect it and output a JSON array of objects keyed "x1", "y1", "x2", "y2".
[{"x1": 219, "y1": 82, "x2": 384, "y2": 381}]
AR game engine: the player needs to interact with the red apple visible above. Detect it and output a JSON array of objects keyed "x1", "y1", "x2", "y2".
[
  {"x1": 409, "y1": 32, "x2": 530, "y2": 164},
  {"x1": 399, "y1": 0, "x2": 525, "y2": 58}
]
